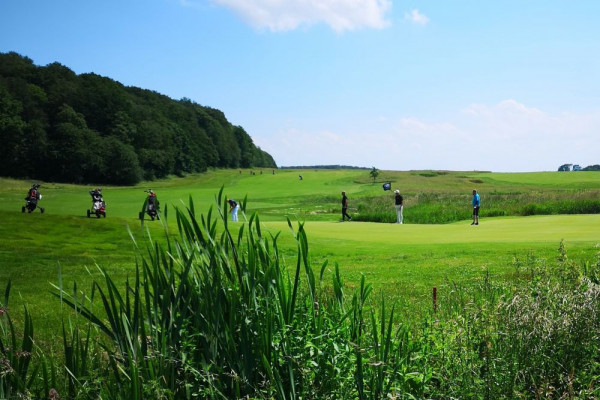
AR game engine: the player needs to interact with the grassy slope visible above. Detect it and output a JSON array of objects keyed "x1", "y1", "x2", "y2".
[{"x1": 1, "y1": 169, "x2": 599, "y2": 339}]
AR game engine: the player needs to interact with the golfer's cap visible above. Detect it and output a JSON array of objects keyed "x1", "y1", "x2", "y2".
[{"x1": 394, "y1": 189, "x2": 399, "y2": 193}]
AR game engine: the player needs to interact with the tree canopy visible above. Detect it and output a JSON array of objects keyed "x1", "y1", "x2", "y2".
[{"x1": 0, "y1": 52, "x2": 276, "y2": 184}]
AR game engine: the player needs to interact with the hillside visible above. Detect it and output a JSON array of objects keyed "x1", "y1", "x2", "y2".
[{"x1": 0, "y1": 51, "x2": 276, "y2": 185}]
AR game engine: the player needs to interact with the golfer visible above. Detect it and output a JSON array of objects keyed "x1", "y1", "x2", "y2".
[
  {"x1": 228, "y1": 198, "x2": 239, "y2": 222},
  {"x1": 471, "y1": 189, "x2": 480, "y2": 225},
  {"x1": 341, "y1": 191, "x2": 352, "y2": 221},
  {"x1": 394, "y1": 189, "x2": 403, "y2": 224}
]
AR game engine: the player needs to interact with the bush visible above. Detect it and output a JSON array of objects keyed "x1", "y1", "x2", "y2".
[{"x1": 429, "y1": 243, "x2": 600, "y2": 398}]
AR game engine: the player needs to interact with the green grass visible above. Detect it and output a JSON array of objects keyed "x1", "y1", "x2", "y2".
[
  {"x1": 3, "y1": 169, "x2": 600, "y2": 220},
  {"x1": 259, "y1": 214, "x2": 600, "y2": 313},
  {"x1": 1, "y1": 169, "x2": 600, "y2": 340},
  {"x1": 2, "y1": 169, "x2": 600, "y2": 398}
]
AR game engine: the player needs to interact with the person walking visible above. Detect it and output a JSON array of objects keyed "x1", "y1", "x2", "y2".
[
  {"x1": 394, "y1": 189, "x2": 404, "y2": 224},
  {"x1": 341, "y1": 191, "x2": 352, "y2": 221},
  {"x1": 471, "y1": 189, "x2": 480, "y2": 225},
  {"x1": 228, "y1": 198, "x2": 239, "y2": 222}
]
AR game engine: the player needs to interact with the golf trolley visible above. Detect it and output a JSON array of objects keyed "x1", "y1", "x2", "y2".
[
  {"x1": 22, "y1": 184, "x2": 45, "y2": 213},
  {"x1": 87, "y1": 189, "x2": 106, "y2": 218},
  {"x1": 139, "y1": 189, "x2": 160, "y2": 221}
]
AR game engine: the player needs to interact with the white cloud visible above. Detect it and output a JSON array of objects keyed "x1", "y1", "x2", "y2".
[
  {"x1": 208, "y1": 0, "x2": 392, "y2": 32},
  {"x1": 260, "y1": 100, "x2": 600, "y2": 172},
  {"x1": 404, "y1": 9, "x2": 429, "y2": 25}
]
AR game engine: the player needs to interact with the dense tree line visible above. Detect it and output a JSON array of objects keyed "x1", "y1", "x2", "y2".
[{"x1": 0, "y1": 52, "x2": 276, "y2": 185}]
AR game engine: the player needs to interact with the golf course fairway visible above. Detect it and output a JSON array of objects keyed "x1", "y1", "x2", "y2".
[{"x1": 1, "y1": 170, "x2": 599, "y2": 334}]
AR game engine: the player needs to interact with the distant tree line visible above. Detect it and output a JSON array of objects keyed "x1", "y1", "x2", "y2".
[
  {"x1": 0, "y1": 52, "x2": 276, "y2": 185},
  {"x1": 584, "y1": 165, "x2": 600, "y2": 171},
  {"x1": 280, "y1": 165, "x2": 369, "y2": 170},
  {"x1": 558, "y1": 164, "x2": 600, "y2": 172}
]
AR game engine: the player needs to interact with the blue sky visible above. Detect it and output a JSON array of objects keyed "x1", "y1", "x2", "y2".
[{"x1": 2, "y1": 0, "x2": 599, "y2": 172}]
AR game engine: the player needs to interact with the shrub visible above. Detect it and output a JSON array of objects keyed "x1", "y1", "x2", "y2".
[{"x1": 429, "y1": 244, "x2": 600, "y2": 398}]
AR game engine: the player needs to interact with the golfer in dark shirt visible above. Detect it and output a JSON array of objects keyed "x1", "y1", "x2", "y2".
[
  {"x1": 341, "y1": 191, "x2": 351, "y2": 221},
  {"x1": 394, "y1": 190, "x2": 403, "y2": 224}
]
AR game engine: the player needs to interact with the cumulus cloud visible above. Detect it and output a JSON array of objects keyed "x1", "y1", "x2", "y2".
[
  {"x1": 404, "y1": 9, "x2": 429, "y2": 25},
  {"x1": 261, "y1": 100, "x2": 600, "y2": 172},
  {"x1": 208, "y1": 0, "x2": 392, "y2": 32}
]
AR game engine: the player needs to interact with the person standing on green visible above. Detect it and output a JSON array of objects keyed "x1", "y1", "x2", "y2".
[
  {"x1": 394, "y1": 189, "x2": 403, "y2": 224},
  {"x1": 341, "y1": 191, "x2": 351, "y2": 221},
  {"x1": 471, "y1": 189, "x2": 480, "y2": 225}
]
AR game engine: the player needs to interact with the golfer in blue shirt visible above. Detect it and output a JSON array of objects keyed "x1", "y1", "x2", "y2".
[{"x1": 471, "y1": 189, "x2": 480, "y2": 225}]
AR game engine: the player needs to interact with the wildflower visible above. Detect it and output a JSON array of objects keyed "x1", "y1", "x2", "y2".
[
  {"x1": 49, "y1": 388, "x2": 60, "y2": 399},
  {"x1": 15, "y1": 350, "x2": 32, "y2": 359},
  {"x1": 0, "y1": 357, "x2": 14, "y2": 377}
]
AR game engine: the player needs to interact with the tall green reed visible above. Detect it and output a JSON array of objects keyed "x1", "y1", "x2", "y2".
[
  {"x1": 50, "y1": 189, "x2": 401, "y2": 398},
  {"x1": 0, "y1": 280, "x2": 55, "y2": 400}
]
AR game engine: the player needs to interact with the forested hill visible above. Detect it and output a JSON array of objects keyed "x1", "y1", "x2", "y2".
[{"x1": 0, "y1": 52, "x2": 277, "y2": 185}]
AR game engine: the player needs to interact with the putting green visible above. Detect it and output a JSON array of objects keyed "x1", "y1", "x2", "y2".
[{"x1": 259, "y1": 214, "x2": 600, "y2": 246}]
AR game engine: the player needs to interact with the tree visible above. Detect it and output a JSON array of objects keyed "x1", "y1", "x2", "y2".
[
  {"x1": 0, "y1": 87, "x2": 26, "y2": 176},
  {"x1": 47, "y1": 105, "x2": 97, "y2": 183},
  {"x1": 558, "y1": 164, "x2": 572, "y2": 172},
  {"x1": 98, "y1": 136, "x2": 142, "y2": 184},
  {"x1": 233, "y1": 125, "x2": 254, "y2": 168},
  {"x1": 369, "y1": 166, "x2": 380, "y2": 182}
]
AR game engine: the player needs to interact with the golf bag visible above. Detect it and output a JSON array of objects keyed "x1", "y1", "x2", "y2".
[
  {"x1": 139, "y1": 190, "x2": 160, "y2": 221},
  {"x1": 87, "y1": 189, "x2": 106, "y2": 218},
  {"x1": 22, "y1": 184, "x2": 44, "y2": 213}
]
